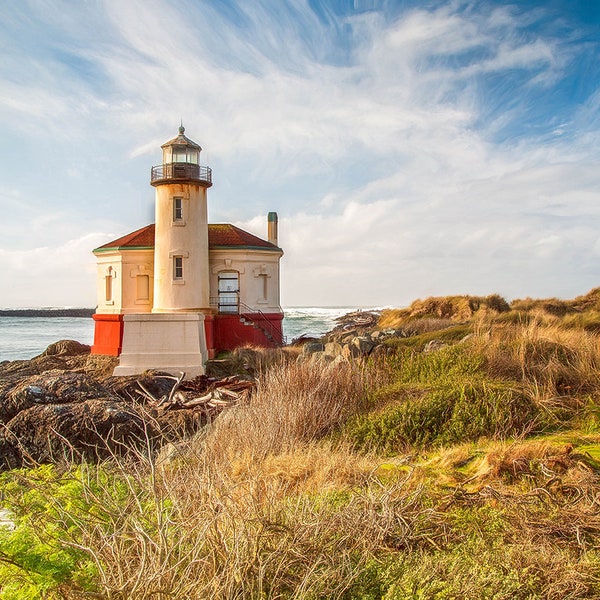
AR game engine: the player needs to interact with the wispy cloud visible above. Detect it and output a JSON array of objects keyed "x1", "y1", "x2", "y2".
[{"x1": 0, "y1": 0, "x2": 598, "y2": 307}]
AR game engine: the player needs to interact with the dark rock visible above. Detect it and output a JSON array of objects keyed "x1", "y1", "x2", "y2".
[
  {"x1": 302, "y1": 341, "x2": 325, "y2": 354},
  {"x1": 41, "y1": 340, "x2": 91, "y2": 357},
  {"x1": 0, "y1": 340, "x2": 213, "y2": 470},
  {"x1": 1, "y1": 371, "x2": 112, "y2": 424},
  {"x1": 84, "y1": 354, "x2": 119, "y2": 378},
  {"x1": 352, "y1": 336, "x2": 376, "y2": 355},
  {"x1": 0, "y1": 400, "x2": 150, "y2": 467},
  {"x1": 0, "y1": 395, "x2": 208, "y2": 470}
]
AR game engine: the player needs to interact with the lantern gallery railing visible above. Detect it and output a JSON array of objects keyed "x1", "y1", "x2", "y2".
[{"x1": 151, "y1": 163, "x2": 212, "y2": 186}]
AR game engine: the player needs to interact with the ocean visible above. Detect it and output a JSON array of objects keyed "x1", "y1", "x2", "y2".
[{"x1": 0, "y1": 307, "x2": 361, "y2": 362}]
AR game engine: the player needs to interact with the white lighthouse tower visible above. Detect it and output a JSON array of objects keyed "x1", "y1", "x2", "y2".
[
  {"x1": 152, "y1": 126, "x2": 212, "y2": 313},
  {"x1": 112, "y1": 126, "x2": 213, "y2": 377}
]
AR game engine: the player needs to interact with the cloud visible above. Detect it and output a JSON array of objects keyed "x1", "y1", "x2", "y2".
[
  {"x1": 0, "y1": 0, "x2": 599, "y2": 308},
  {"x1": 0, "y1": 233, "x2": 110, "y2": 308}
]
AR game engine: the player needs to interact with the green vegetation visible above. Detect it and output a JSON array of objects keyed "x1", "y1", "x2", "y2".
[{"x1": 3, "y1": 290, "x2": 600, "y2": 597}]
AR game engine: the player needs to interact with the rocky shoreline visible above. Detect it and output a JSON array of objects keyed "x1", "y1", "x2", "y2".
[
  {"x1": 0, "y1": 311, "x2": 410, "y2": 472},
  {"x1": 0, "y1": 340, "x2": 253, "y2": 471},
  {"x1": 299, "y1": 310, "x2": 408, "y2": 361}
]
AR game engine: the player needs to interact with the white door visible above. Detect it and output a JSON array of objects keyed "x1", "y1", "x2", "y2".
[{"x1": 218, "y1": 272, "x2": 239, "y2": 313}]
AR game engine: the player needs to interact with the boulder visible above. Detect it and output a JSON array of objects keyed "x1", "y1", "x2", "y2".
[
  {"x1": 302, "y1": 341, "x2": 325, "y2": 355},
  {"x1": 341, "y1": 344, "x2": 360, "y2": 360},
  {"x1": 351, "y1": 336, "x2": 376, "y2": 356},
  {"x1": 0, "y1": 397, "x2": 207, "y2": 470},
  {"x1": 41, "y1": 340, "x2": 90, "y2": 357},
  {"x1": 324, "y1": 341, "x2": 344, "y2": 357},
  {"x1": 423, "y1": 339, "x2": 446, "y2": 353},
  {"x1": 0, "y1": 371, "x2": 112, "y2": 424}
]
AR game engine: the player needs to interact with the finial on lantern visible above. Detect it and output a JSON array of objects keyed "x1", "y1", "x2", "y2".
[{"x1": 179, "y1": 120, "x2": 185, "y2": 135}]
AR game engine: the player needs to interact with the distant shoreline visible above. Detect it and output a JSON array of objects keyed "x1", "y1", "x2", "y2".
[{"x1": 0, "y1": 308, "x2": 95, "y2": 318}]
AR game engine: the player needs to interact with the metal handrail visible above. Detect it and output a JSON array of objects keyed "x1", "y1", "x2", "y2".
[
  {"x1": 239, "y1": 301, "x2": 286, "y2": 346},
  {"x1": 151, "y1": 163, "x2": 212, "y2": 185},
  {"x1": 209, "y1": 297, "x2": 286, "y2": 345}
]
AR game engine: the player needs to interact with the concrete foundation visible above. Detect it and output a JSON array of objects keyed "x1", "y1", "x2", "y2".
[{"x1": 113, "y1": 313, "x2": 207, "y2": 378}]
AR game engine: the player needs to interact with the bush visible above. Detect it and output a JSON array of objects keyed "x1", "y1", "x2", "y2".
[
  {"x1": 345, "y1": 381, "x2": 537, "y2": 453},
  {"x1": 389, "y1": 344, "x2": 485, "y2": 385}
]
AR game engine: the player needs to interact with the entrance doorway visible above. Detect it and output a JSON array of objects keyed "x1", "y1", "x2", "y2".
[{"x1": 218, "y1": 272, "x2": 239, "y2": 313}]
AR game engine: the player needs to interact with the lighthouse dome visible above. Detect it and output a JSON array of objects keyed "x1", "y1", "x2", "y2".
[{"x1": 161, "y1": 125, "x2": 202, "y2": 154}]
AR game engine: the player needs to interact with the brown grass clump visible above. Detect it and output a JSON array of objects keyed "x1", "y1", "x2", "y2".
[
  {"x1": 469, "y1": 320, "x2": 600, "y2": 401},
  {"x1": 257, "y1": 442, "x2": 375, "y2": 493},
  {"x1": 207, "y1": 344, "x2": 299, "y2": 378},
  {"x1": 510, "y1": 296, "x2": 573, "y2": 317},
  {"x1": 379, "y1": 294, "x2": 509, "y2": 331},
  {"x1": 469, "y1": 440, "x2": 574, "y2": 483},
  {"x1": 571, "y1": 287, "x2": 600, "y2": 312},
  {"x1": 201, "y1": 358, "x2": 371, "y2": 466}
]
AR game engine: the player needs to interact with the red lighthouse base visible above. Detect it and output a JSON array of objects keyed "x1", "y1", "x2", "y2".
[
  {"x1": 210, "y1": 313, "x2": 284, "y2": 353},
  {"x1": 91, "y1": 314, "x2": 124, "y2": 356},
  {"x1": 92, "y1": 311, "x2": 284, "y2": 359}
]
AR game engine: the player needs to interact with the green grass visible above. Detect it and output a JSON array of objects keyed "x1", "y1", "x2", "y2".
[
  {"x1": 383, "y1": 325, "x2": 472, "y2": 352},
  {"x1": 345, "y1": 381, "x2": 537, "y2": 453},
  {"x1": 5, "y1": 295, "x2": 600, "y2": 597}
]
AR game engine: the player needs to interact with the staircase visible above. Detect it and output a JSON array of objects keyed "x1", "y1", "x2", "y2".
[
  {"x1": 238, "y1": 302, "x2": 285, "y2": 346},
  {"x1": 209, "y1": 297, "x2": 285, "y2": 346}
]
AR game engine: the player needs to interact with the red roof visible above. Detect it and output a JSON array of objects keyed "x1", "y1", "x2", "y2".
[
  {"x1": 95, "y1": 223, "x2": 279, "y2": 251},
  {"x1": 95, "y1": 224, "x2": 156, "y2": 250},
  {"x1": 208, "y1": 224, "x2": 277, "y2": 249}
]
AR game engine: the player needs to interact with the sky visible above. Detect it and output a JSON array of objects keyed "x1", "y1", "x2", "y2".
[{"x1": 0, "y1": 0, "x2": 599, "y2": 308}]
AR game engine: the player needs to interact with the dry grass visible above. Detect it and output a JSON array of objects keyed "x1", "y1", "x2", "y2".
[
  {"x1": 6, "y1": 301, "x2": 600, "y2": 598},
  {"x1": 201, "y1": 358, "x2": 372, "y2": 466},
  {"x1": 378, "y1": 294, "x2": 510, "y2": 331},
  {"x1": 468, "y1": 318, "x2": 600, "y2": 398}
]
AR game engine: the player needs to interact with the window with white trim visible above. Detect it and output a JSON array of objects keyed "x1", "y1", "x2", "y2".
[
  {"x1": 173, "y1": 256, "x2": 183, "y2": 280},
  {"x1": 173, "y1": 197, "x2": 183, "y2": 221},
  {"x1": 218, "y1": 271, "x2": 239, "y2": 313}
]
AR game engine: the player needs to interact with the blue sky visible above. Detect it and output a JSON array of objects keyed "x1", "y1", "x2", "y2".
[{"x1": 0, "y1": 0, "x2": 599, "y2": 307}]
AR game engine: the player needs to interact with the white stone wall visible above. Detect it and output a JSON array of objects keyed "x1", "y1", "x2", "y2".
[
  {"x1": 209, "y1": 249, "x2": 283, "y2": 313},
  {"x1": 93, "y1": 249, "x2": 154, "y2": 314}
]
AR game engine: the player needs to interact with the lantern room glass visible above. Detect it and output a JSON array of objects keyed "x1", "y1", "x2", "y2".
[{"x1": 163, "y1": 146, "x2": 199, "y2": 165}]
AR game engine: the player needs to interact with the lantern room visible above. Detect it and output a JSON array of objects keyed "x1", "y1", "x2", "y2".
[
  {"x1": 151, "y1": 125, "x2": 212, "y2": 187},
  {"x1": 162, "y1": 125, "x2": 201, "y2": 164}
]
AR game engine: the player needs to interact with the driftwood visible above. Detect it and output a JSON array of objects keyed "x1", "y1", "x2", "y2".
[{"x1": 136, "y1": 372, "x2": 254, "y2": 413}]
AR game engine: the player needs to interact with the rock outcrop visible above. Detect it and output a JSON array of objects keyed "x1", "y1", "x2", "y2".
[
  {"x1": 300, "y1": 311, "x2": 400, "y2": 362},
  {"x1": 0, "y1": 341, "x2": 251, "y2": 471}
]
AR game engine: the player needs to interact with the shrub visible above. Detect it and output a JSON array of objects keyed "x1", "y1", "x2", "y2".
[
  {"x1": 345, "y1": 381, "x2": 537, "y2": 453},
  {"x1": 389, "y1": 344, "x2": 485, "y2": 385}
]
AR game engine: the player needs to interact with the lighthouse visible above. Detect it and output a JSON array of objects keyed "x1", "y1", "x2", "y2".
[
  {"x1": 91, "y1": 126, "x2": 284, "y2": 378},
  {"x1": 151, "y1": 126, "x2": 212, "y2": 313}
]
